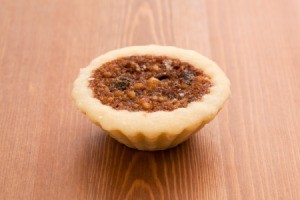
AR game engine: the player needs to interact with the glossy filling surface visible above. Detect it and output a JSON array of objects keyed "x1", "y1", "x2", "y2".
[{"x1": 89, "y1": 55, "x2": 212, "y2": 112}]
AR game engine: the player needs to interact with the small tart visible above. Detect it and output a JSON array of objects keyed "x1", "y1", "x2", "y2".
[{"x1": 72, "y1": 45, "x2": 230, "y2": 150}]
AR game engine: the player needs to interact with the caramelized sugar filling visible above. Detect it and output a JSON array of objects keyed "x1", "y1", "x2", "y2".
[{"x1": 89, "y1": 55, "x2": 212, "y2": 112}]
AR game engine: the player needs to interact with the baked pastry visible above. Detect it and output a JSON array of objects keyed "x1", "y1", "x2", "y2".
[{"x1": 72, "y1": 45, "x2": 230, "y2": 150}]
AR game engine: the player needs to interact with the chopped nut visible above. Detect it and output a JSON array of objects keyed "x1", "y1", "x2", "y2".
[
  {"x1": 148, "y1": 77, "x2": 159, "y2": 83},
  {"x1": 130, "y1": 62, "x2": 139, "y2": 69},
  {"x1": 126, "y1": 90, "x2": 136, "y2": 99},
  {"x1": 107, "y1": 97, "x2": 114, "y2": 102},
  {"x1": 180, "y1": 98, "x2": 188, "y2": 104},
  {"x1": 173, "y1": 102, "x2": 180, "y2": 108},
  {"x1": 163, "y1": 60, "x2": 172, "y2": 70},
  {"x1": 141, "y1": 101, "x2": 152, "y2": 110},
  {"x1": 102, "y1": 71, "x2": 112, "y2": 78},
  {"x1": 151, "y1": 64, "x2": 160, "y2": 72},
  {"x1": 133, "y1": 83, "x2": 145, "y2": 90},
  {"x1": 195, "y1": 76, "x2": 203, "y2": 82},
  {"x1": 147, "y1": 77, "x2": 160, "y2": 89},
  {"x1": 151, "y1": 96, "x2": 158, "y2": 101},
  {"x1": 181, "y1": 83, "x2": 188, "y2": 89},
  {"x1": 114, "y1": 90, "x2": 123, "y2": 96},
  {"x1": 158, "y1": 96, "x2": 167, "y2": 102},
  {"x1": 196, "y1": 76, "x2": 211, "y2": 85},
  {"x1": 104, "y1": 87, "x2": 110, "y2": 93},
  {"x1": 135, "y1": 65, "x2": 141, "y2": 72},
  {"x1": 171, "y1": 98, "x2": 178, "y2": 103}
]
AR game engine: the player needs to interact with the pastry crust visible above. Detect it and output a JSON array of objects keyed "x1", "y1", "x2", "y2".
[{"x1": 72, "y1": 45, "x2": 230, "y2": 150}]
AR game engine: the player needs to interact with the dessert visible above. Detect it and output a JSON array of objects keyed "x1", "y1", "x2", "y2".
[{"x1": 72, "y1": 45, "x2": 230, "y2": 150}]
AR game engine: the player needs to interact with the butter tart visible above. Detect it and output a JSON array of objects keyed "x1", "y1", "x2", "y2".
[{"x1": 72, "y1": 45, "x2": 230, "y2": 150}]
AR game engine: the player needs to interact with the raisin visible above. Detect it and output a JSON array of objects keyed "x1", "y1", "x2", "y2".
[
  {"x1": 112, "y1": 77, "x2": 131, "y2": 91},
  {"x1": 162, "y1": 90, "x2": 176, "y2": 99},
  {"x1": 181, "y1": 70, "x2": 196, "y2": 84}
]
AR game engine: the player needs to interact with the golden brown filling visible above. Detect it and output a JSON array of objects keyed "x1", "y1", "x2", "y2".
[{"x1": 89, "y1": 55, "x2": 212, "y2": 112}]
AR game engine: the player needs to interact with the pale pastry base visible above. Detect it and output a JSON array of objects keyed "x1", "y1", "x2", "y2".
[{"x1": 72, "y1": 45, "x2": 230, "y2": 150}]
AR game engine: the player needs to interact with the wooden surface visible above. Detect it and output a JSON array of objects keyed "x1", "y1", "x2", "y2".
[{"x1": 0, "y1": 0, "x2": 300, "y2": 199}]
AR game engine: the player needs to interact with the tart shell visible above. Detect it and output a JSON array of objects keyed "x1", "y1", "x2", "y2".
[{"x1": 72, "y1": 45, "x2": 230, "y2": 150}]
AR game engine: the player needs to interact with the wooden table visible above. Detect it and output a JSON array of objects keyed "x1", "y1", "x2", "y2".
[{"x1": 1, "y1": 0, "x2": 300, "y2": 199}]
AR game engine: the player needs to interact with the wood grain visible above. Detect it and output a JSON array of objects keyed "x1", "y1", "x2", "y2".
[{"x1": 0, "y1": 0, "x2": 300, "y2": 199}]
